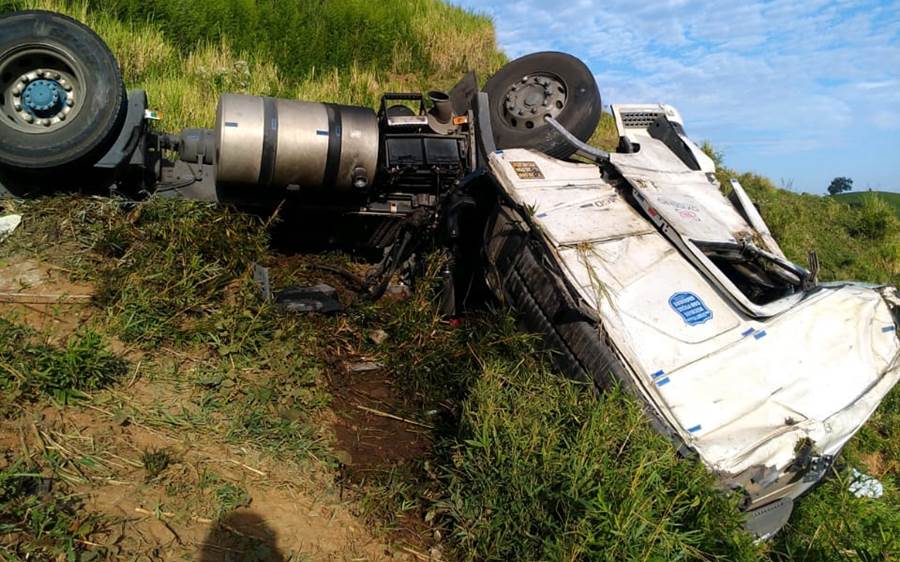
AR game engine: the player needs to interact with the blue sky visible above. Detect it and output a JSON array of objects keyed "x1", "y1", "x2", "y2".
[{"x1": 453, "y1": 0, "x2": 900, "y2": 194}]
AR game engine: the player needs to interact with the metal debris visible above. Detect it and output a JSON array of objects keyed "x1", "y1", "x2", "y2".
[{"x1": 275, "y1": 283, "x2": 343, "y2": 313}]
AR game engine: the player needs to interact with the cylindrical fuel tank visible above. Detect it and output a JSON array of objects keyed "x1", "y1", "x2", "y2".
[{"x1": 215, "y1": 94, "x2": 379, "y2": 192}]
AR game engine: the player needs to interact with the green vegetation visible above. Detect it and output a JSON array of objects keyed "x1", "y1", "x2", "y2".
[
  {"x1": 0, "y1": 1, "x2": 897, "y2": 560},
  {"x1": 141, "y1": 447, "x2": 174, "y2": 482},
  {"x1": 706, "y1": 150, "x2": 900, "y2": 286},
  {"x1": 1, "y1": 196, "x2": 333, "y2": 460},
  {"x1": 0, "y1": 317, "x2": 127, "y2": 409},
  {"x1": 828, "y1": 176, "x2": 854, "y2": 195},
  {"x1": 9, "y1": 0, "x2": 505, "y2": 131},
  {"x1": 0, "y1": 460, "x2": 108, "y2": 560},
  {"x1": 836, "y1": 191, "x2": 900, "y2": 219}
]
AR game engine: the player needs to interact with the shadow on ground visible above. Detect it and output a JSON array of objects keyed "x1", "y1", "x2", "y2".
[{"x1": 198, "y1": 510, "x2": 285, "y2": 562}]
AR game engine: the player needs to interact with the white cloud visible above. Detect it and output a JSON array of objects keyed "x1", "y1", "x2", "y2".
[{"x1": 453, "y1": 0, "x2": 900, "y2": 190}]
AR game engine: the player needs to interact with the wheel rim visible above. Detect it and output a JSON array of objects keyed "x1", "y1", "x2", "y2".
[
  {"x1": 0, "y1": 45, "x2": 84, "y2": 134},
  {"x1": 499, "y1": 72, "x2": 567, "y2": 130}
]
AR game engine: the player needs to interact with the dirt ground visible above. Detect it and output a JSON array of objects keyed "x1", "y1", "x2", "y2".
[{"x1": 0, "y1": 258, "x2": 433, "y2": 561}]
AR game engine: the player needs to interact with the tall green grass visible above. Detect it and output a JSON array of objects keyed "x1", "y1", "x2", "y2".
[
  {"x1": 2, "y1": 2, "x2": 898, "y2": 560},
  {"x1": 9, "y1": 0, "x2": 506, "y2": 130},
  {"x1": 836, "y1": 191, "x2": 900, "y2": 219},
  {"x1": 706, "y1": 148, "x2": 900, "y2": 286}
]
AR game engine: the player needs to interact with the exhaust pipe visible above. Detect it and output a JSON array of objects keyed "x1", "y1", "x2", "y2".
[{"x1": 428, "y1": 91, "x2": 452, "y2": 123}]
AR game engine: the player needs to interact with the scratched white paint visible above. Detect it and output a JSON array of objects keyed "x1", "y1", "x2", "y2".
[{"x1": 489, "y1": 114, "x2": 899, "y2": 494}]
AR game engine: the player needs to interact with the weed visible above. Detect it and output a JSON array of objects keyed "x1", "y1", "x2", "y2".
[
  {"x1": 770, "y1": 465, "x2": 899, "y2": 561},
  {"x1": 0, "y1": 197, "x2": 269, "y2": 347},
  {"x1": 0, "y1": 317, "x2": 127, "y2": 409},
  {"x1": 0, "y1": 459, "x2": 107, "y2": 560},
  {"x1": 141, "y1": 447, "x2": 175, "y2": 482},
  {"x1": 355, "y1": 465, "x2": 421, "y2": 533},
  {"x1": 215, "y1": 481, "x2": 251, "y2": 516}
]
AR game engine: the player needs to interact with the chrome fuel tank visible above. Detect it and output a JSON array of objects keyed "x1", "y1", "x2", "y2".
[{"x1": 215, "y1": 94, "x2": 379, "y2": 192}]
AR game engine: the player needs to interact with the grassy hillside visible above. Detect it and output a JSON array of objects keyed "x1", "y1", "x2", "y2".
[
  {"x1": 704, "y1": 147, "x2": 900, "y2": 286},
  {"x1": 8, "y1": 0, "x2": 505, "y2": 131},
  {"x1": 836, "y1": 191, "x2": 900, "y2": 219},
  {"x1": 1, "y1": 1, "x2": 898, "y2": 561}
]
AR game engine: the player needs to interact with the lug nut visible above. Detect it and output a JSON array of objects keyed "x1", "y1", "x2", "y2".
[
  {"x1": 23, "y1": 114, "x2": 34, "y2": 123},
  {"x1": 65, "y1": 97, "x2": 74, "y2": 107},
  {"x1": 41, "y1": 119, "x2": 51, "y2": 127},
  {"x1": 13, "y1": 101, "x2": 22, "y2": 111},
  {"x1": 57, "y1": 112, "x2": 65, "y2": 121}
]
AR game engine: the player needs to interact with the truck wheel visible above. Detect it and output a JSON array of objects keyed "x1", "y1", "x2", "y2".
[
  {"x1": 0, "y1": 10, "x2": 126, "y2": 174},
  {"x1": 484, "y1": 52, "x2": 601, "y2": 159}
]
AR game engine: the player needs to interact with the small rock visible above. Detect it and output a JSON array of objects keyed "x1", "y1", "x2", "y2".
[
  {"x1": 346, "y1": 361, "x2": 383, "y2": 373},
  {"x1": 333, "y1": 449, "x2": 353, "y2": 466},
  {"x1": 0, "y1": 214, "x2": 21, "y2": 242},
  {"x1": 369, "y1": 329, "x2": 388, "y2": 345}
]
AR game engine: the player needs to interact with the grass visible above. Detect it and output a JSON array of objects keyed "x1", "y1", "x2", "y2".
[
  {"x1": 0, "y1": 460, "x2": 108, "y2": 560},
  {"x1": 10, "y1": 0, "x2": 506, "y2": 131},
  {"x1": 0, "y1": 1, "x2": 898, "y2": 560},
  {"x1": 706, "y1": 147, "x2": 900, "y2": 286},
  {"x1": 1, "y1": 196, "x2": 270, "y2": 347},
  {"x1": 439, "y1": 347, "x2": 758, "y2": 560},
  {"x1": 141, "y1": 447, "x2": 174, "y2": 482},
  {"x1": 835, "y1": 191, "x2": 900, "y2": 219},
  {"x1": 0, "y1": 316, "x2": 127, "y2": 410}
]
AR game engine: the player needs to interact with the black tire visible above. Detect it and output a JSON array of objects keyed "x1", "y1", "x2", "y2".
[
  {"x1": 0, "y1": 10, "x2": 126, "y2": 173},
  {"x1": 483, "y1": 203, "x2": 684, "y2": 448},
  {"x1": 484, "y1": 52, "x2": 601, "y2": 159},
  {"x1": 484, "y1": 204, "x2": 625, "y2": 389}
]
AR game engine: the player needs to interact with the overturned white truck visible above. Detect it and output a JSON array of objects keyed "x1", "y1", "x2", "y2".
[
  {"x1": 1, "y1": 9, "x2": 897, "y2": 538},
  {"x1": 484, "y1": 105, "x2": 899, "y2": 537}
]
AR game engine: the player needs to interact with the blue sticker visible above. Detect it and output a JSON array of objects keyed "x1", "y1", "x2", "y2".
[
  {"x1": 741, "y1": 327, "x2": 755, "y2": 337},
  {"x1": 669, "y1": 292, "x2": 713, "y2": 326},
  {"x1": 651, "y1": 370, "x2": 665, "y2": 379},
  {"x1": 316, "y1": 129, "x2": 328, "y2": 136},
  {"x1": 656, "y1": 377, "x2": 670, "y2": 387},
  {"x1": 687, "y1": 424, "x2": 702, "y2": 433},
  {"x1": 883, "y1": 325, "x2": 896, "y2": 333},
  {"x1": 754, "y1": 330, "x2": 767, "y2": 340}
]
